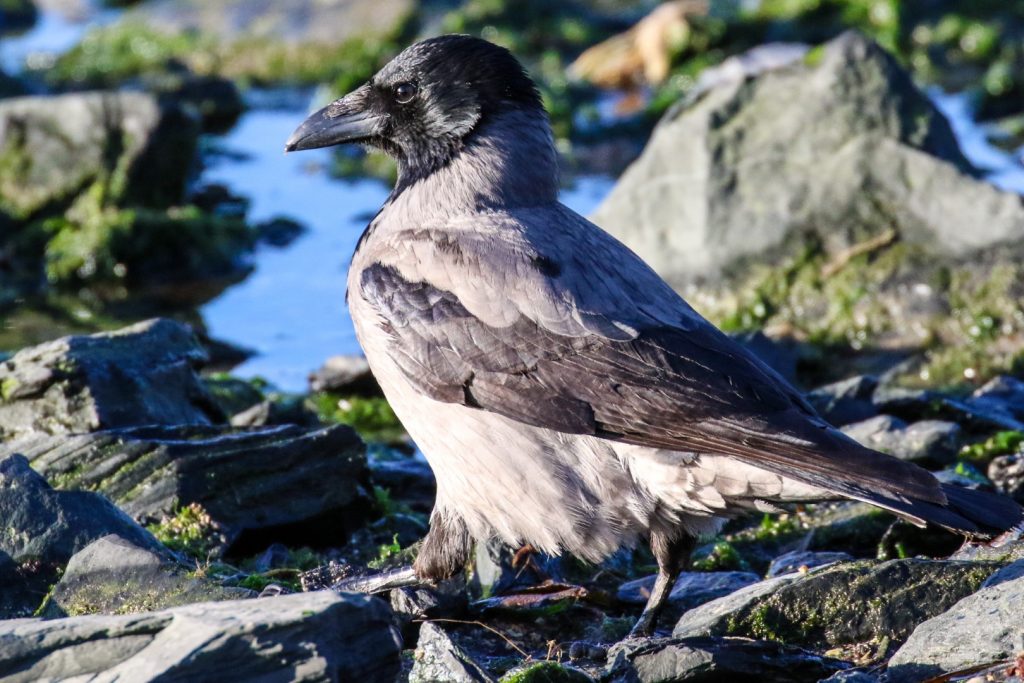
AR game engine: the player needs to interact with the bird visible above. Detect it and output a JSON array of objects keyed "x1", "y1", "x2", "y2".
[{"x1": 286, "y1": 34, "x2": 1023, "y2": 638}]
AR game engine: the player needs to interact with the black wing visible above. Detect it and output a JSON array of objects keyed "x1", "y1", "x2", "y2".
[{"x1": 360, "y1": 262, "x2": 948, "y2": 511}]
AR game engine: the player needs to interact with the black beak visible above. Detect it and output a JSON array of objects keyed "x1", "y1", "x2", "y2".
[{"x1": 285, "y1": 86, "x2": 383, "y2": 153}]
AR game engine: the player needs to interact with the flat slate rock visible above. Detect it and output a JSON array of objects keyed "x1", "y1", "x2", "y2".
[
  {"x1": 606, "y1": 636, "x2": 847, "y2": 682},
  {"x1": 0, "y1": 591, "x2": 402, "y2": 682},
  {"x1": 885, "y1": 560, "x2": 1024, "y2": 682},
  {"x1": 0, "y1": 453, "x2": 165, "y2": 618},
  {"x1": 617, "y1": 571, "x2": 760, "y2": 612},
  {"x1": 41, "y1": 534, "x2": 251, "y2": 618},
  {"x1": 0, "y1": 319, "x2": 221, "y2": 439},
  {"x1": 12, "y1": 422, "x2": 373, "y2": 554}
]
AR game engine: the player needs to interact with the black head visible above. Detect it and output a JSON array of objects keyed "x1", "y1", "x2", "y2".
[{"x1": 285, "y1": 35, "x2": 543, "y2": 180}]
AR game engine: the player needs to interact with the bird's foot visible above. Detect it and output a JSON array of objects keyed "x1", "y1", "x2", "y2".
[{"x1": 626, "y1": 610, "x2": 657, "y2": 640}]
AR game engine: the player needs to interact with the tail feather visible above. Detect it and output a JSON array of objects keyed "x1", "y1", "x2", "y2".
[{"x1": 865, "y1": 483, "x2": 1024, "y2": 540}]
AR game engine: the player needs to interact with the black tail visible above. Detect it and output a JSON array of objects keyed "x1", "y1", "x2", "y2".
[{"x1": 874, "y1": 483, "x2": 1024, "y2": 540}]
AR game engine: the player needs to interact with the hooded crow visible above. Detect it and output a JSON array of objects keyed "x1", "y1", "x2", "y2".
[{"x1": 286, "y1": 35, "x2": 1023, "y2": 637}]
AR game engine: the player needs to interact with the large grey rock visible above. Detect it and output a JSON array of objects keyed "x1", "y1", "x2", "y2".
[
  {"x1": 41, "y1": 534, "x2": 251, "y2": 618},
  {"x1": 0, "y1": 454, "x2": 165, "y2": 618},
  {"x1": 409, "y1": 622, "x2": 495, "y2": 683},
  {"x1": 0, "y1": 91, "x2": 196, "y2": 220},
  {"x1": 886, "y1": 560, "x2": 1024, "y2": 681},
  {"x1": 0, "y1": 319, "x2": 221, "y2": 440},
  {"x1": 674, "y1": 559, "x2": 1000, "y2": 649},
  {"x1": 0, "y1": 591, "x2": 402, "y2": 682},
  {"x1": 606, "y1": 636, "x2": 847, "y2": 683},
  {"x1": 12, "y1": 423, "x2": 373, "y2": 552},
  {"x1": 617, "y1": 571, "x2": 760, "y2": 615},
  {"x1": 129, "y1": 0, "x2": 414, "y2": 45},
  {"x1": 967, "y1": 375, "x2": 1024, "y2": 424},
  {"x1": 593, "y1": 31, "x2": 1024, "y2": 287},
  {"x1": 841, "y1": 415, "x2": 961, "y2": 466}
]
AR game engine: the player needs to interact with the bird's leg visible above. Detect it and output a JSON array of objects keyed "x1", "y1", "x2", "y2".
[
  {"x1": 331, "y1": 509, "x2": 471, "y2": 594},
  {"x1": 628, "y1": 530, "x2": 696, "y2": 639},
  {"x1": 413, "y1": 507, "x2": 473, "y2": 582}
]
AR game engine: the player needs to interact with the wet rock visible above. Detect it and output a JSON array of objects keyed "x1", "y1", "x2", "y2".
[
  {"x1": 0, "y1": 453, "x2": 164, "y2": 618},
  {"x1": 229, "y1": 396, "x2": 321, "y2": 427},
  {"x1": 594, "y1": 31, "x2": 1021, "y2": 287},
  {"x1": 841, "y1": 415, "x2": 961, "y2": 466},
  {"x1": 310, "y1": 354, "x2": 382, "y2": 396},
  {"x1": 767, "y1": 550, "x2": 853, "y2": 578},
  {"x1": 142, "y1": 69, "x2": 245, "y2": 132},
  {"x1": 256, "y1": 216, "x2": 306, "y2": 248},
  {"x1": 409, "y1": 622, "x2": 496, "y2": 683},
  {"x1": 967, "y1": 376, "x2": 1024, "y2": 424},
  {"x1": 41, "y1": 534, "x2": 251, "y2": 617},
  {"x1": 13, "y1": 423, "x2": 373, "y2": 554},
  {"x1": 617, "y1": 571, "x2": 760, "y2": 619},
  {"x1": 470, "y1": 537, "x2": 563, "y2": 599},
  {"x1": 370, "y1": 454, "x2": 436, "y2": 514},
  {"x1": 0, "y1": 319, "x2": 222, "y2": 439},
  {"x1": 0, "y1": 0, "x2": 37, "y2": 34},
  {"x1": 0, "y1": 591, "x2": 402, "y2": 682},
  {"x1": 806, "y1": 375, "x2": 879, "y2": 427},
  {"x1": 0, "y1": 91, "x2": 196, "y2": 221},
  {"x1": 391, "y1": 580, "x2": 467, "y2": 623},
  {"x1": 873, "y1": 386, "x2": 1024, "y2": 432},
  {"x1": 989, "y1": 453, "x2": 1024, "y2": 503},
  {"x1": 886, "y1": 560, "x2": 1024, "y2": 682},
  {"x1": 674, "y1": 559, "x2": 999, "y2": 649},
  {"x1": 606, "y1": 636, "x2": 847, "y2": 683}
]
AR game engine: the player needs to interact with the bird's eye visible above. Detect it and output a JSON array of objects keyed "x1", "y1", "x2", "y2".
[{"x1": 394, "y1": 82, "x2": 418, "y2": 104}]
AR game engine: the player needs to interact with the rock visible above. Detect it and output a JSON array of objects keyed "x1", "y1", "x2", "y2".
[
  {"x1": 674, "y1": 559, "x2": 1000, "y2": 649},
  {"x1": 841, "y1": 416, "x2": 961, "y2": 466},
  {"x1": 591, "y1": 32, "x2": 1024, "y2": 380},
  {"x1": 370, "y1": 453, "x2": 436, "y2": 514},
  {"x1": 391, "y1": 580, "x2": 467, "y2": 623},
  {"x1": 0, "y1": 0, "x2": 37, "y2": 34},
  {"x1": 0, "y1": 319, "x2": 222, "y2": 440},
  {"x1": 0, "y1": 454, "x2": 165, "y2": 618},
  {"x1": 310, "y1": 354, "x2": 383, "y2": 396},
  {"x1": 409, "y1": 622, "x2": 496, "y2": 683},
  {"x1": 873, "y1": 386, "x2": 1024, "y2": 433},
  {"x1": 967, "y1": 376, "x2": 1024, "y2": 424},
  {"x1": 41, "y1": 534, "x2": 251, "y2": 617},
  {"x1": 593, "y1": 31, "x2": 1021, "y2": 286},
  {"x1": 617, "y1": 571, "x2": 760, "y2": 619},
  {"x1": 229, "y1": 396, "x2": 321, "y2": 427},
  {"x1": 13, "y1": 423, "x2": 373, "y2": 554},
  {"x1": 886, "y1": 560, "x2": 1024, "y2": 681},
  {"x1": 806, "y1": 375, "x2": 879, "y2": 427},
  {"x1": 142, "y1": 69, "x2": 246, "y2": 132},
  {"x1": 0, "y1": 91, "x2": 196, "y2": 221},
  {"x1": 820, "y1": 672, "x2": 880, "y2": 683},
  {"x1": 0, "y1": 591, "x2": 402, "y2": 682},
  {"x1": 767, "y1": 550, "x2": 853, "y2": 578},
  {"x1": 733, "y1": 331, "x2": 800, "y2": 383},
  {"x1": 606, "y1": 636, "x2": 847, "y2": 683},
  {"x1": 989, "y1": 453, "x2": 1024, "y2": 502},
  {"x1": 470, "y1": 537, "x2": 563, "y2": 600}
]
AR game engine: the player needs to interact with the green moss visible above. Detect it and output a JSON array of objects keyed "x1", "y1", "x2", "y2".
[
  {"x1": 367, "y1": 534, "x2": 402, "y2": 570},
  {"x1": 960, "y1": 430, "x2": 1024, "y2": 463},
  {"x1": 147, "y1": 503, "x2": 222, "y2": 560},
  {"x1": 0, "y1": 377, "x2": 18, "y2": 401},
  {"x1": 500, "y1": 661, "x2": 591, "y2": 683},
  {"x1": 49, "y1": 16, "x2": 413, "y2": 90},
  {"x1": 310, "y1": 393, "x2": 405, "y2": 444},
  {"x1": 692, "y1": 540, "x2": 750, "y2": 572},
  {"x1": 40, "y1": 185, "x2": 254, "y2": 290},
  {"x1": 202, "y1": 374, "x2": 265, "y2": 417}
]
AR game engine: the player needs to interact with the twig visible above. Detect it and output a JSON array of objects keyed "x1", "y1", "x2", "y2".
[
  {"x1": 820, "y1": 228, "x2": 897, "y2": 279},
  {"x1": 419, "y1": 618, "x2": 532, "y2": 660}
]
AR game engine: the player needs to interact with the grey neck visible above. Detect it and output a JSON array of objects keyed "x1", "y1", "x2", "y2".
[{"x1": 385, "y1": 108, "x2": 559, "y2": 226}]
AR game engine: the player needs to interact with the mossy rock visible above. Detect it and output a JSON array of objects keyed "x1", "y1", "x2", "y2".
[{"x1": 676, "y1": 558, "x2": 1001, "y2": 650}]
